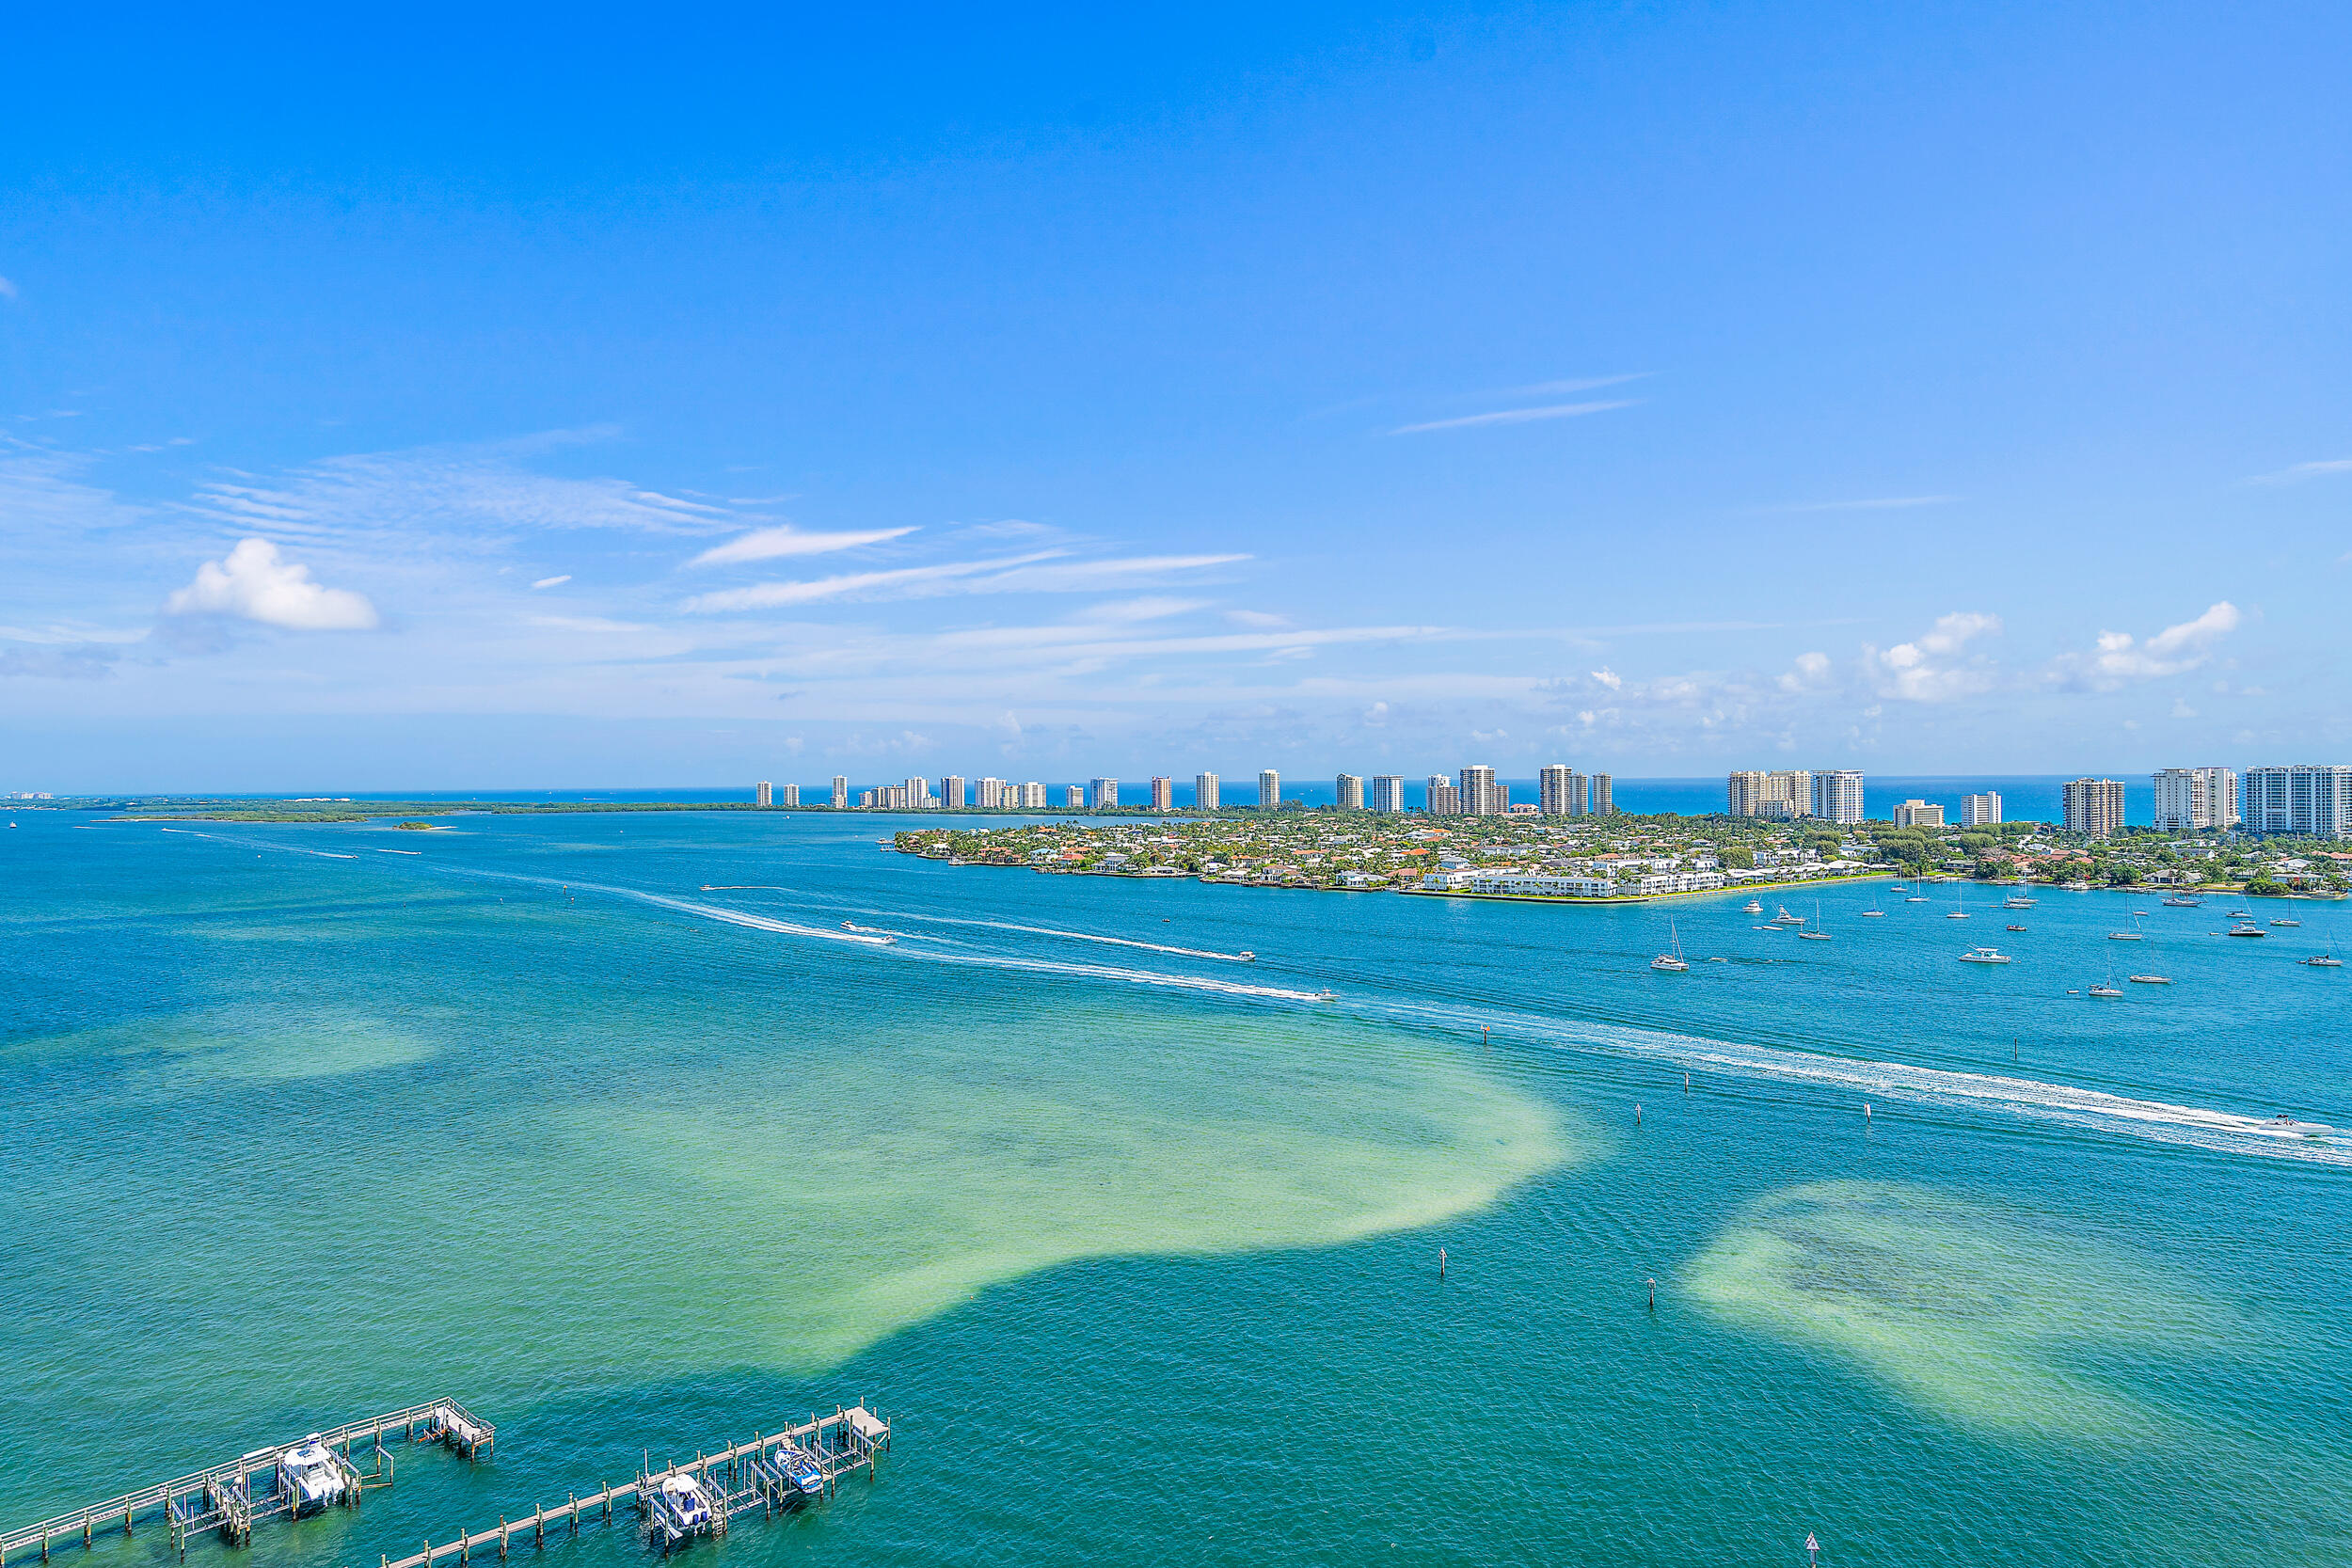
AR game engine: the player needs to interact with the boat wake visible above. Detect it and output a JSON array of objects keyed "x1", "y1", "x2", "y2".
[
  {"x1": 920, "y1": 949, "x2": 1327, "y2": 1003},
  {"x1": 1375, "y1": 998, "x2": 2352, "y2": 1165},
  {"x1": 860, "y1": 911, "x2": 1258, "y2": 963}
]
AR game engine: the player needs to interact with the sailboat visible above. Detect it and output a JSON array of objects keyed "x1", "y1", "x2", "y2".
[
  {"x1": 1947, "y1": 885, "x2": 1970, "y2": 919},
  {"x1": 2271, "y1": 916, "x2": 2303, "y2": 927},
  {"x1": 1651, "y1": 918, "x2": 1690, "y2": 973},
  {"x1": 2303, "y1": 954, "x2": 2344, "y2": 968},
  {"x1": 2108, "y1": 911, "x2": 2145, "y2": 942},
  {"x1": 1799, "y1": 899, "x2": 1832, "y2": 940},
  {"x1": 2089, "y1": 978, "x2": 2124, "y2": 998},
  {"x1": 1860, "y1": 895, "x2": 1886, "y2": 917}
]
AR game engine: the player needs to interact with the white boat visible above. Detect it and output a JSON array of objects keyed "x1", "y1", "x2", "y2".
[
  {"x1": 1957, "y1": 946, "x2": 2010, "y2": 964},
  {"x1": 1860, "y1": 902, "x2": 1885, "y2": 917},
  {"x1": 2272, "y1": 917, "x2": 2302, "y2": 927},
  {"x1": 2002, "y1": 895, "x2": 2034, "y2": 909},
  {"x1": 2128, "y1": 974, "x2": 2171, "y2": 984},
  {"x1": 1905, "y1": 895, "x2": 1930, "y2": 902},
  {"x1": 2227, "y1": 925, "x2": 2265, "y2": 938},
  {"x1": 1798, "y1": 899, "x2": 1832, "y2": 940},
  {"x1": 1237, "y1": 950, "x2": 1256, "y2": 961},
  {"x1": 2304, "y1": 955, "x2": 2344, "y2": 968},
  {"x1": 277, "y1": 1437, "x2": 346, "y2": 1514},
  {"x1": 1652, "y1": 918, "x2": 1690, "y2": 972},
  {"x1": 2088, "y1": 982, "x2": 2123, "y2": 998},
  {"x1": 1741, "y1": 899, "x2": 1763, "y2": 914},
  {"x1": 2107, "y1": 930, "x2": 2143, "y2": 941},
  {"x1": 841, "y1": 921, "x2": 898, "y2": 943},
  {"x1": 651, "y1": 1473, "x2": 713, "y2": 1544},
  {"x1": 1774, "y1": 906, "x2": 1805, "y2": 925}
]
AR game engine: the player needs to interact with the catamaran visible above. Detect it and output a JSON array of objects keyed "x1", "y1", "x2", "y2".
[{"x1": 1652, "y1": 919, "x2": 1691, "y2": 972}]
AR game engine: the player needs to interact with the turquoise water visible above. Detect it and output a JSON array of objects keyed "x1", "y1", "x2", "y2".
[{"x1": 3, "y1": 810, "x2": 2349, "y2": 1564}]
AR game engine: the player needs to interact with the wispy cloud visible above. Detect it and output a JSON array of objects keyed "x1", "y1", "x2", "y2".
[
  {"x1": 1390, "y1": 400, "x2": 1636, "y2": 436},
  {"x1": 2247, "y1": 458, "x2": 2352, "y2": 485},
  {"x1": 682, "y1": 552, "x2": 1250, "y2": 613},
  {"x1": 530, "y1": 575, "x2": 572, "y2": 590},
  {"x1": 1765, "y1": 495, "x2": 1958, "y2": 513},
  {"x1": 1477, "y1": 372, "x2": 1651, "y2": 400},
  {"x1": 685, "y1": 523, "x2": 918, "y2": 568}
]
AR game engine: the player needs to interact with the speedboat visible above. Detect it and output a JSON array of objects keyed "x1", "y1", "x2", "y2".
[
  {"x1": 771, "y1": 1440, "x2": 826, "y2": 1498},
  {"x1": 278, "y1": 1437, "x2": 345, "y2": 1514},
  {"x1": 1237, "y1": 950, "x2": 1256, "y2": 961},
  {"x1": 652, "y1": 1473, "x2": 713, "y2": 1544},
  {"x1": 1774, "y1": 906, "x2": 1804, "y2": 925},
  {"x1": 2304, "y1": 955, "x2": 2344, "y2": 968},
  {"x1": 2128, "y1": 974, "x2": 2171, "y2": 985},
  {"x1": 841, "y1": 921, "x2": 898, "y2": 943},
  {"x1": 1958, "y1": 947, "x2": 2011, "y2": 964}
]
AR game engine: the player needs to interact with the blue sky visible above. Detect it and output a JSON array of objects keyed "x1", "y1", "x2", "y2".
[{"x1": 3, "y1": 3, "x2": 2347, "y2": 792}]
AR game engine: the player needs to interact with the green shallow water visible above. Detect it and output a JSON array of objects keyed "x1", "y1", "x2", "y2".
[{"x1": 2, "y1": 812, "x2": 2349, "y2": 1564}]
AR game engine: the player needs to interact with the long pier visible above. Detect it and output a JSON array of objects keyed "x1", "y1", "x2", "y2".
[
  {"x1": 374, "y1": 1406, "x2": 890, "y2": 1568},
  {"x1": 0, "y1": 1402, "x2": 492, "y2": 1566}
]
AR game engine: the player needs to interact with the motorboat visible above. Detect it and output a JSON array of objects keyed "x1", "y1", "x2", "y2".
[
  {"x1": 2128, "y1": 974, "x2": 2171, "y2": 985},
  {"x1": 1774, "y1": 906, "x2": 1805, "y2": 925},
  {"x1": 1958, "y1": 947, "x2": 2011, "y2": 964},
  {"x1": 277, "y1": 1436, "x2": 346, "y2": 1514},
  {"x1": 1237, "y1": 950, "x2": 1256, "y2": 961},
  {"x1": 2303, "y1": 955, "x2": 2344, "y2": 968},
  {"x1": 651, "y1": 1473, "x2": 713, "y2": 1544},
  {"x1": 1741, "y1": 899, "x2": 1764, "y2": 914},
  {"x1": 2228, "y1": 925, "x2": 2265, "y2": 938},
  {"x1": 771, "y1": 1439, "x2": 826, "y2": 1497},
  {"x1": 840, "y1": 921, "x2": 898, "y2": 943},
  {"x1": 1315, "y1": 988, "x2": 1338, "y2": 1001},
  {"x1": 2007, "y1": 924, "x2": 2028, "y2": 932},
  {"x1": 1652, "y1": 918, "x2": 1691, "y2": 972}
]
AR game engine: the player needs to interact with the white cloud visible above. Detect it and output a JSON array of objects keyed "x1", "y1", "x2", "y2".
[
  {"x1": 1777, "y1": 650, "x2": 1832, "y2": 691},
  {"x1": 2046, "y1": 602, "x2": 2240, "y2": 689},
  {"x1": 1862, "y1": 611, "x2": 2001, "y2": 702},
  {"x1": 685, "y1": 524, "x2": 918, "y2": 568},
  {"x1": 1390, "y1": 400, "x2": 1636, "y2": 436},
  {"x1": 530, "y1": 575, "x2": 572, "y2": 590},
  {"x1": 2248, "y1": 458, "x2": 2352, "y2": 485},
  {"x1": 165, "y1": 538, "x2": 380, "y2": 630},
  {"x1": 1225, "y1": 609, "x2": 1292, "y2": 628},
  {"x1": 1590, "y1": 667, "x2": 1623, "y2": 690},
  {"x1": 683, "y1": 552, "x2": 1248, "y2": 613}
]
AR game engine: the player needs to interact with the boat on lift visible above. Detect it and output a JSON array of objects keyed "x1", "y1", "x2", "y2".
[
  {"x1": 277, "y1": 1437, "x2": 348, "y2": 1515},
  {"x1": 771, "y1": 1439, "x2": 826, "y2": 1498},
  {"x1": 649, "y1": 1472, "x2": 714, "y2": 1545}
]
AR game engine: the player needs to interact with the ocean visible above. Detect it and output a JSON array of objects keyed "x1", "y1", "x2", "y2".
[{"x1": 2, "y1": 807, "x2": 2346, "y2": 1565}]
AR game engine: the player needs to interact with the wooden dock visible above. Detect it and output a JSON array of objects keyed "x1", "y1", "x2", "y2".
[
  {"x1": 373, "y1": 1405, "x2": 890, "y2": 1568},
  {"x1": 0, "y1": 1402, "x2": 493, "y2": 1566}
]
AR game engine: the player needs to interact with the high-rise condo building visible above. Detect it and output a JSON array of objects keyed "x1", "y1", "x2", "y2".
[
  {"x1": 1195, "y1": 772, "x2": 1220, "y2": 811},
  {"x1": 2243, "y1": 765, "x2": 2352, "y2": 838},
  {"x1": 1336, "y1": 773, "x2": 1363, "y2": 811},
  {"x1": 903, "y1": 777, "x2": 932, "y2": 809},
  {"x1": 1962, "y1": 792, "x2": 2002, "y2": 826},
  {"x1": 977, "y1": 777, "x2": 1006, "y2": 809},
  {"x1": 1063, "y1": 784, "x2": 1085, "y2": 809},
  {"x1": 1590, "y1": 774, "x2": 1614, "y2": 815},
  {"x1": 858, "y1": 789, "x2": 876, "y2": 808},
  {"x1": 2153, "y1": 767, "x2": 2238, "y2": 832},
  {"x1": 1810, "y1": 769, "x2": 1864, "y2": 824},
  {"x1": 1370, "y1": 775, "x2": 1405, "y2": 814},
  {"x1": 2062, "y1": 778, "x2": 2127, "y2": 838},
  {"x1": 777, "y1": 784, "x2": 800, "y2": 808},
  {"x1": 941, "y1": 775, "x2": 967, "y2": 809},
  {"x1": 831, "y1": 776, "x2": 850, "y2": 810},
  {"x1": 1426, "y1": 777, "x2": 1461, "y2": 816},
  {"x1": 1728, "y1": 770, "x2": 1814, "y2": 818},
  {"x1": 1150, "y1": 776, "x2": 1174, "y2": 812},
  {"x1": 755, "y1": 781, "x2": 772, "y2": 808},
  {"x1": 1891, "y1": 799, "x2": 1945, "y2": 828},
  {"x1": 1538, "y1": 765, "x2": 1587, "y2": 816},
  {"x1": 1259, "y1": 769, "x2": 1280, "y2": 809},
  {"x1": 1089, "y1": 778, "x2": 1120, "y2": 809},
  {"x1": 1020, "y1": 782, "x2": 1048, "y2": 809},
  {"x1": 1458, "y1": 766, "x2": 1499, "y2": 816}
]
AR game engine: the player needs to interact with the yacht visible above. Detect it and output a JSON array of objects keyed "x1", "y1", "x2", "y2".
[
  {"x1": 1905, "y1": 894, "x2": 1930, "y2": 902},
  {"x1": 1860, "y1": 900, "x2": 1886, "y2": 917},
  {"x1": 1774, "y1": 906, "x2": 1805, "y2": 925},
  {"x1": 2229, "y1": 909, "x2": 2253, "y2": 919},
  {"x1": 2227, "y1": 924, "x2": 2265, "y2": 938},
  {"x1": 1958, "y1": 946, "x2": 2011, "y2": 964},
  {"x1": 277, "y1": 1437, "x2": 347, "y2": 1514},
  {"x1": 2302, "y1": 954, "x2": 2344, "y2": 968},
  {"x1": 1652, "y1": 919, "x2": 1691, "y2": 973},
  {"x1": 1741, "y1": 898, "x2": 1764, "y2": 915},
  {"x1": 2088, "y1": 981, "x2": 2124, "y2": 998}
]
